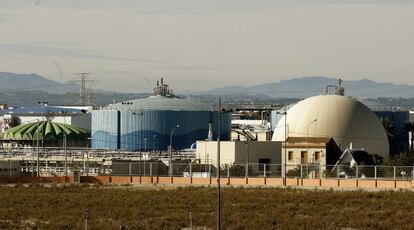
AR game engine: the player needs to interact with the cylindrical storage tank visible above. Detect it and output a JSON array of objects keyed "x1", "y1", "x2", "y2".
[{"x1": 92, "y1": 95, "x2": 230, "y2": 151}]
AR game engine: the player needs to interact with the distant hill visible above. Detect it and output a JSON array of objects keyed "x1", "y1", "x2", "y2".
[
  {"x1": 0, "y1": 72, "x2": 79, "y2": 94},
  {"x1": 0, "y1": 91, "x2": 150, "y2": 107},
  {"x1": 207, "y1": 77, "x2": 414, "y2": 98}
]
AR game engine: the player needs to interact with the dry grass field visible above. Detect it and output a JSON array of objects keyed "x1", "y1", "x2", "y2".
[{"x1": 0, "y1": 185, "x2": 413, "y2": 229}]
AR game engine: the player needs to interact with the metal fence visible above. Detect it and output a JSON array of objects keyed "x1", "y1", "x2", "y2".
[
  {"x1": 0, "y1": 147, "x2": 194, "y2": 159},
  {"x1": 61, "y1": 162, "x2": 414, "y2": 181}
]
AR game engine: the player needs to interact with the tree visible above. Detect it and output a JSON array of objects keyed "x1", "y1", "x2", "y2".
[
  {"x1": 380, "y1": 117, "x2": 396, "y2": 155},
  {"x1": 380, "y1": 117, "x2": 394, "y2": 139},
  {"x1": 404, "y1": 122, "x2": 414, "y2": 150},
  {"x1": 383, "y1": 150, "x2": 414, "y2": 166}
]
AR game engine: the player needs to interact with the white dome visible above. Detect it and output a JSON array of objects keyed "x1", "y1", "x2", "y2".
[{"x1": 272, "y1": 95, "x2": 389, "y2": 156}]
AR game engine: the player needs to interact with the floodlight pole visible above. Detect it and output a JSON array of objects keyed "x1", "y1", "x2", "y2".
[
  {"x1": 169, "y1": 125, "x2": 180, "y2": 177},
  {"x1": 36, "y1": 101, "x2": 47, "y2": 177},
  {"x1": 277, "y1": 110, "x2": 287, "y2": 185},
  {"x1": 307, "y1": 118, "x2": 318, "y2": 162}
]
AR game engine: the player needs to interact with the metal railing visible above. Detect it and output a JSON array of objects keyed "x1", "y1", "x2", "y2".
[{"x1": 68, "y1": 162, "x2": 413, "y2": 181}]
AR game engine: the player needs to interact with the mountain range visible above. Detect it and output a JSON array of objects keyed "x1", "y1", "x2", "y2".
[
  {"x1": 0, "y1": 72, "x2": 79, "y2": 94},
  {"x1": 1, "y1": 72, "x2": 414, "y2": 98},
  {"x1": 206, "y1": 77, "x2": 414, "y2": 98}
]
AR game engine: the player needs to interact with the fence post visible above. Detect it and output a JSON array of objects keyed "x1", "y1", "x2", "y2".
[
  {"x1": 8, "y1": 160, "x2": 11, "y2": 177},
  {"x1": 128, "y1": 163, "x2": 131, "y2": 176},
  {"x1": 227, "y1": 166, "x2": 230, "y2": 178},
  {"x1": 143, "y1": 161, "x2": 146, "y2": 177},
  {"x1": 356, "y1": 165, "x2": 358, "y2": 178},
  {"x1": 374, "y1": 166, "x2": 377, "y2": 179},
  {"x1": 189, "y1": 163, "x2": 192, "y2": 178},
  {"x1": 393, "y1": 166, "x2": 396, "y2": 180},
  {"x1": 150, "y1": 163, "x2": 153, "y2": 177},
  {"x1": 337, "y1": 165, "x2": 340, "y2": 179},
  {"x1": 275, "y1": 164, "x2": 278, "y2": 177},
  {"x1": 306, "y1": 164, "x2": 309, "y2": 179},
  {"x1": 300, "y1": 164, "x2": 303, "y2": 178},
  {"x1": 245, "y1": 162, "x2": 249, "y2": 178},
  {"x1": 208, "y1": 163, "x2": 211, "y2": 179},
  {"x1": 263, "y1": 164, "x2": 266, "y2": 178},
  {"x1": 170, "y1": 162, "x2": 174, "y2": 178}
]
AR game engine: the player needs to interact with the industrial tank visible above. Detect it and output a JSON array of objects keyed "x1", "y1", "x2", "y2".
[
  {"x1": 92, "y1": 79, "x2": 231, "y2": 151},
  {"x1": 272, "y1": 94, "x2": 390, "y2": 157}
]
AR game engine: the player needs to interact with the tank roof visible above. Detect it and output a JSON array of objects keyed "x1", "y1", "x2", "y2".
[
  {"x1": 104, "y1": 78, "x2": 213, "y2": 111},
  {"x1": 107, "y1": 95, "x2": 213, "y2": 111}
]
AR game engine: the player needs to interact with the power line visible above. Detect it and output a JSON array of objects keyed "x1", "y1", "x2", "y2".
[{"x1": 69, "y1": 72, "x2": 97, "y2": 106}]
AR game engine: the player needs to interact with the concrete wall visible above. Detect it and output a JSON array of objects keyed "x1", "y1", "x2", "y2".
[
  {"x1": 0, "y1": 175, "x2": 412, "y2": 190},
  {"x1": 196, "y1": 141, "x2": 236, "y2": 165},
  {"x1": 196, "y1": 141, "x2": 281, "y2": 166}
]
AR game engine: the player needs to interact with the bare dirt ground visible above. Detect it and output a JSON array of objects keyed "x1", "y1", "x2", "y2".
[{"x1": 0, "y1": 184, "x2": 413, "y2": 229}]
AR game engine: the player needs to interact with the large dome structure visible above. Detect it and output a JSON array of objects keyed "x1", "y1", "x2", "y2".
[{"x1": 272, "y1": 94, "x2": 389, "y2": 156}]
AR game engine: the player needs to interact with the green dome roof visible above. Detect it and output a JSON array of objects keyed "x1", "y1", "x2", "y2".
[{"x1": 3, "y1": 121, "x2": 89, "y2": 141}]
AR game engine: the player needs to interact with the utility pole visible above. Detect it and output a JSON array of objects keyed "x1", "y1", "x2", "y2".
[
  {"x1": 36, "y1": 119, "x2": 41, "y2": 177},
  {"x1": 216, "y1": 97, "x2": 221, "y2": 230},
  {"x1": 62, "y1": 111, "x2": 68, "y2": 182}
]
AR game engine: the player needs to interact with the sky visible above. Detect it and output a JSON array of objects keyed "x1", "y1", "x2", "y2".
[{"x1": 0, "y1": 0, "x2": 413, "y2": 93}]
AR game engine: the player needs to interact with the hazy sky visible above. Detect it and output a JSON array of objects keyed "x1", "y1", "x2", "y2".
[{"x1": 0, "y1": 0, "x2": 413, "y2": 93}]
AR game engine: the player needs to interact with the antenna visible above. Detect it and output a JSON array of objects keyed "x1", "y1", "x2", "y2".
[{"x1": 69, "y1": 72, "x2": 97, "y2": 105}]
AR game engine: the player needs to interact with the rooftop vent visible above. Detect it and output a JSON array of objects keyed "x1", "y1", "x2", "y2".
[
  {"x1": 324, "y1": 78, "x2": 345, "y2": 96},
  {"x1": 153, "y1": 78, "x2": 175, "y2": 97}
]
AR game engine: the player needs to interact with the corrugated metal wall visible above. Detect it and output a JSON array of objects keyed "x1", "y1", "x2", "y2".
[
  {"x1": 91, "y1": 110, "x2": 119, "y2": 149},
  {"x1": 92, "y1": 110, "x2": 231, "y2": 151},
  {"x1": 374, "y1": 111, "x2": 409, "y2": 155}
]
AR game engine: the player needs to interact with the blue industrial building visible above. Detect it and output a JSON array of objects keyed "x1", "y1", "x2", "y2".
[
  {"x1": 92, "y1": 79, "x2": 231, "y2": 151},
  {"x1": 374, "y1": 110, "x2": 409, "y2": 155}
]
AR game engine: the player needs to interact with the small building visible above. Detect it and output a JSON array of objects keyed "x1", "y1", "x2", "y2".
[
  {"x1": 282, "y1": 137, "x2": 342, "y2": 178},
  {"x1": 332, "y1": 149, "x2": 375, "y2": 178},
  {"x1": 196, "y1": 140, "x2": 281, "y2": 175}
]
